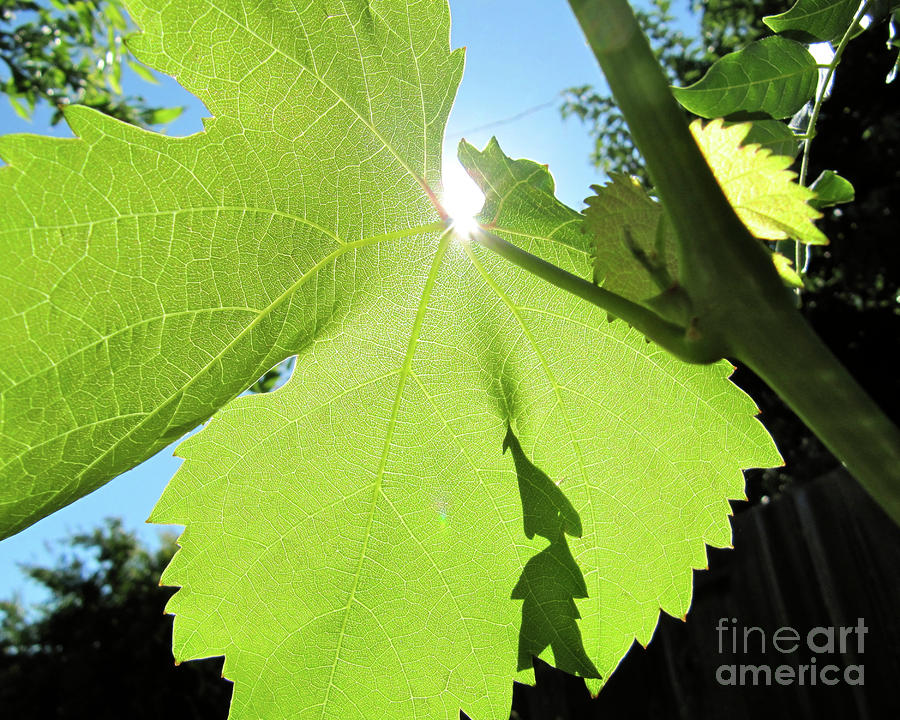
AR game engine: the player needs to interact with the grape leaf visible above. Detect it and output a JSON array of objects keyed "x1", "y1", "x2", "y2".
[
  {"x1": 581, "y1": 173, "x2": 680, "y2": 306},
  {"x1": 0, "y1": 0, "x2": 461, "y2": 539},
  {"x1": 672, "y1": 37, "x2": 818, "y2": 119},
  {"x1": 764, "y1": 0, "x2": 859, "y2": 43},
  {"x1": 1, "y1": 0, "x2": 781, "y2": 717},
  {"x1": 690, "y1": 119, "x2": 827, "y2": 245},
  {"x1": 584, "y1": 118, "x2": 823, "y2": 307},
  {"x1": 809, "y1": 169, "x2": 855, "y2": 209},
  {"x1": 149, "y1": 133, "x2": 779, "y2": 718}
]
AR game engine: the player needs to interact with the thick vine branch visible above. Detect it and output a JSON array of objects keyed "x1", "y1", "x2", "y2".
[{"x1": 564, "y1": 0, "x2": 900, "y2": 524}]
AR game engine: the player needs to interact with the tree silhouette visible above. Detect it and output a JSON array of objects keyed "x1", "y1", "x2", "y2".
[{"x1": 0, "y1": 518, "x2": 232, "y2": 719}]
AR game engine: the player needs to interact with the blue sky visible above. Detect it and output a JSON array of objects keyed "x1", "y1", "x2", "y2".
[{"x1": 0, "y1": 0, "x2": 699, "y2": 605}]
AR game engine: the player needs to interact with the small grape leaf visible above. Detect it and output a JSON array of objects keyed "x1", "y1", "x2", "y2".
[
  {"x1": 772, "y1": 252, "x2": 806, "y2": 288},
  {"x1": 809, "y1": 170, "x2": 855, "y2": 209},
  {"x1": 584, "y1": 118, "x2": 823, "y2": 305},
  {"x1": 764, "y1": 0, "x2": 859, "y2": 43},
  {"x1": 581, "y1": 173, "x2": 680, "y2": 306},
  {"x1": 690, "y1": 119, "x2": 827, "y2": 245},
  {"x1": 672, "y1": 37, "x2": 818, "y2": 119}
]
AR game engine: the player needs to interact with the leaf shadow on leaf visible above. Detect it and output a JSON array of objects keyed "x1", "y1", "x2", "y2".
[{"x1": 503, "y1": 426, "x2": 601, "y2": 680}]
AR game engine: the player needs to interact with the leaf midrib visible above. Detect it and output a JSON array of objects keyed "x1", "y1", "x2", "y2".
[{"x1": 319, "y1": 227, "x2": 452, "y2": 718}]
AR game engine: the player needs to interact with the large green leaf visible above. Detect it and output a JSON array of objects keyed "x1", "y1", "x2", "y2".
[
  {"x1": 0, "y1": 0, "x2": 460, "y2": 539},
  {"x1": 764, "y1": 0, "x2": 859, "y2": 43},
  {"x1": 672, "y1": 36, "x2": 818, "y2": 119},
  {"x1": 1, "y1": 0, "x2": 780, "y2": 717},
  {"x1": 149, "y1": 135, "x2": 778, "y2": 717}
]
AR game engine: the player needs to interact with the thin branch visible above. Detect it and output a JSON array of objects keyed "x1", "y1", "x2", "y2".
[{"x1": 796, "y1": 0, "x2": 873, "y2": 272}]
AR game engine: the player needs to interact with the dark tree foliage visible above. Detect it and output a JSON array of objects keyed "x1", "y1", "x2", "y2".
[
  {"x1": 0, "y1": 519, "x2": 232, "y2": 719},
  {"x1": 561, "y1": 0, "x2": 784, "y2": 182},
  {"x1": 697, "y1": 0, "x2": 783, "y2": 52},
  {"x1": 0, "y1": 0, "x2": 178, "y2": 126}
]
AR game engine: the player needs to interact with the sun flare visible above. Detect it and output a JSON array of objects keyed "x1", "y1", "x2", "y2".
[{"x1": 440, "y1": 157, "x2": 485, "y2": 239}]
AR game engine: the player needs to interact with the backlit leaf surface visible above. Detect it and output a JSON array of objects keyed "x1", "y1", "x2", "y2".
[
  {"x1": 581, "y1": 173, "x2": 679, "y2": 305},
  {"x1": 764, "y1": 0, "x2": 858, "y2": 42},
  {"x1": 0, "y1": 1, "x2": 780, "y2": 717},
  {"x1": 672, "y1": 37, "x2": 817, "y2": 119},
  {"x1": 690, "y1": 119, "x2": 827, "y2": 245},
  {"x1": 583, "y1": 118, "x2": 823, "y2": 304},
  {"x1": 0, "y1": 0, "x2": 460, "y2": 538}
]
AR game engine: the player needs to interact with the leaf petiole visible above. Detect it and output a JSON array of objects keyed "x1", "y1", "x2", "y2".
[
  {"x1": 470, "y1": 225, "x2": 725, "y2": 364},
  {"x1": 795, "y1": 0, "x2": 874, "y2": 272}
]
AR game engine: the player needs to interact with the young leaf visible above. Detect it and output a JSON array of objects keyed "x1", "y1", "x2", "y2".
[
  {"x1": 809, "y1": 169, "x2": 855, "y2": 208},
  {"x1": 764, "y1": 0, "x2": 859, "y2": 43},
  {"x1": 772, "y1": 251, "x2": 806, "y2": 288},
  {"x1": 581, "y1": 173, "x2": 680, "y2": 305},
  {"x1": 690, "y1": 119, "x2": 827, "y2": 245},
  {"x1": 584, "y1": 118, "x2": 822, "y2": 303},
  {"x1": 672, "y1": 37, "x2": 818, "y2": 119}
]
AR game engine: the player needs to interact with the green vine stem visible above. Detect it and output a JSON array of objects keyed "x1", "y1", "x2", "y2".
[
  {"x1": 559, "y1": 0, "x2": 900, "y2": 524},
  {"x1": 795, "y1": 0, "x2": 873, "y2": 273},
  {"x1": 470, "y1": 227, "x2": 723, "y2": 364},
  {"x1": 728, "y1": 296, "x2": 900, "y2": 525}
]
